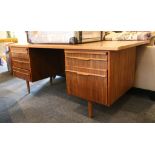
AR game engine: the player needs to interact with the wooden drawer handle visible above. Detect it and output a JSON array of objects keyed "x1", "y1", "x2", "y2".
[
  {"x1": 66, "y1": 70, "x2": 106, "y2": 78},
  {"x1": 66, "y1": 56, "x2": 107, "y2": 61}
]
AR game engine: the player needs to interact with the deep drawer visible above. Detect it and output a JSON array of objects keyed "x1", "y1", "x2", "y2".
[
  {"x1": 12, "y1": 67, "x2": 30, "y2": 81},
  {"x1": 66, "y1": 70, "x2": 108, "y2": 105},
  {"x1": 12, "y1": 60, "x2": 31, "y2": 70}
]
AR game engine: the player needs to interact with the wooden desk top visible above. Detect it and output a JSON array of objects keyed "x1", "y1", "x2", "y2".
[{"x1": 9, "y1": 40, "x2": 149, "y2": 51}]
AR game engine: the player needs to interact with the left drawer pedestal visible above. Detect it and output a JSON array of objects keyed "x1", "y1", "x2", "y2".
[{"x1": 10, "y1": 47, "x2": 31, "y2": 93}]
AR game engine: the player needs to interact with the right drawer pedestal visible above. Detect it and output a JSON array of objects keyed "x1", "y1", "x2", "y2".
[{"x1": 65, "y1": 50, "x2": 108, "y2": 106}]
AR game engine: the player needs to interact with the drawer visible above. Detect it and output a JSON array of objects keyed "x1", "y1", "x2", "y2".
[
  {"x1": 11, "y1": 47, "x2": 28, "y2": 53},
  {"x1": 65, "y1": 50, "x2": 108, "y2": 60},
  {"x1": 11, "y1": 47, "x2": 29, "y2": 60},
  {"x1": 12, "y1": 60, "x2": 31, "y2": 70},
  {"x1": 66, "y1": 70, "x2": 107, "y2": 104},
  {"x1": 13, "y1": 67, "x2": 30, "y2": 81},
  {"x1": 65, "y1": 56, "x2": 108, "y2": 70},
  {"x1": 66, "y1": 66, "x2": 107, "y2": 76}
]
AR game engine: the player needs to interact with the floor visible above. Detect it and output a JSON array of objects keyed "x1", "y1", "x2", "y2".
[{"x1": 0, "y1": 71, "x2": 155, "y2": 123}]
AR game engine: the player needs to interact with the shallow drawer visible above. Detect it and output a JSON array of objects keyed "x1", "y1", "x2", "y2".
[
  {"x1": 11, "y1": 47, "x2": 28, "y2": 53},
  {"x1": 11, "y1": 47, "x2": 29, "y2": 60},
  {"x1": 13, "y1": 67, "x2": 30, "y2": 81},
  {"x1": 65, "y1": 50, "x2": 108, "y2": 60},
  {"x1": 66, "y1": 70, "x2": 107, "y2": 105},
  {"x1": 65, "y1": 56, "x2": 108, "y2": 70},
  {"x1": 66, "y1": 66, "x2": 107, "y2": 76},
  {"x1": 12, "y1": 60, "x2": 31, "y2": 70}
]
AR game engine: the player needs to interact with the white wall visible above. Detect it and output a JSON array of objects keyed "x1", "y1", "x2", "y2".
[
  {"x1": 14, "y1": 31, "x2": 27, "y2": 43},
  {"x1": 0, "y1": 31, "x2": 7, "y2": 38}
]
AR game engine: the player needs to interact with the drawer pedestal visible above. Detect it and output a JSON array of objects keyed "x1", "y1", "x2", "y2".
[
  {"x1": 10, "y1": 47, "x2": 65, "y2": 94},
  {"x1": 65, "y1": 48, "x2": 136, "y2": 117}
]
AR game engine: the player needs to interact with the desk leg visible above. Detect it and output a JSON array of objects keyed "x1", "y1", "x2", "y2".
[
  {"x1": 50, "y1": 75, "x2": 56, "y2": 84},
  {"x1": 88, "y1": 101, "x2": 93, "y2": 118},
  {"x1": 149, "y1": 91, "x2": 155, "y2": 101},
  {"x1": 50, "y1": 76, "x2": 53, "y2": 84},
  {"x1": 26, "y1": 80, "x2": 30, "y2": 94}
]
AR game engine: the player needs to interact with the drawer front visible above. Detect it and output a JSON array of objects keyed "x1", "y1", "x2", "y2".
[
  {"x1": 11, "y1": 47, "x2": 29, "y2": 60},
  {"x1": 65, "y1": 50, "x2": 108, "y2": 70},
  {"x1": 13, "y1": 67, "x2": 30, "y2": 81},
  {"x1": 11, "y1": 47, "x2": 28, "y2": 53},
  {"x1": 65, "y1": 56, "x2": 107, "y2": 70},
  {"x1": 66, "y1": 70, "x2": 107, "y2": 105},
  {"x1": 65, "y1": 51, "x2": 108, "y2": 60},
  {"x1": 12, "y1": 60, "x2": 31, "y2": 70},
  {"x1": 66, "y1": 66, "x2": 107, "y2": 76}
]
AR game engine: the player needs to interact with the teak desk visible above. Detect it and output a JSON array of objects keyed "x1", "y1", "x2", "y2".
[{"x1": 9, "y1": 41, "x2": 149, "y2": 117}]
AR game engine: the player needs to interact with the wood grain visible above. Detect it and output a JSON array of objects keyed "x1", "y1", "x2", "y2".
[
  {"x1": 9, "y1": 40, "x2": 149, "y2": 51},
  {"x1": 66, "y1": 70, "x2": 108, "y2": 104},
  {"x1": 10, "y1": 47, "x2": 65, "y2": 93},
  {"x1": 29, "y1": 48, "x2": 65, "y2": 82},
  {"x1": 65, "y1": 66, "x2": 107, "y2": 76},
  {"x1": 65, "y1": 50, "x2": 108, "y2": 70},
  {"x1": 26, "y1": 80, "x2": 30, "y2": 94},
  {"x1": 12, "y1": 67, "x2": 30, "y2": 81},
  {"x1": 107, "y1": 47, "x2": 136, "y2": 105},
  {"x1": 12, "y1": 59, "x2": 31, "y2": 70},
  {"x1": 65, "y1": 48, "x2": 136, "y2": 106},
  {"x1": 88, "y1": 101, "x2": 93, "y2": 118},
  {"x1": 10, "y1": 42, "x2": 142, "y2": 117},
  {"x1": 11, "y1": 51, "x2": 30, "y2": 60},
  {"x1": 65, "y1": 50, "x2": 108, "y2": 105}
]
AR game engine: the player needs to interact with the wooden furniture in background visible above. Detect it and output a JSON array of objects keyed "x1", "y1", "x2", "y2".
[{"x1": 9, "y1": 41, "x2": 149, "y2": 117}]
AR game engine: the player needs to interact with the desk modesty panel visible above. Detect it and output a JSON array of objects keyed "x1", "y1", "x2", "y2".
[{"x1": 9, "y1": 41, "x2": 149, "y2": 117}]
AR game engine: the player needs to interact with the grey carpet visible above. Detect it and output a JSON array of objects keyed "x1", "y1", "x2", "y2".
[
  {"x1": 0, "y1": 61, "x2": 7, "y2": 73},
  {"x1": 0, "y1": 71, "x2": 155, "y2": 123}
]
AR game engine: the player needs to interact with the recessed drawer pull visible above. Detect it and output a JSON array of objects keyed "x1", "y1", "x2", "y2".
[
  {"x1": 66, "y1": 56, "x2": 107, "y2": 61},
  {"x1": 66, "y1": 70, "x2": 106, "y2": 78}
]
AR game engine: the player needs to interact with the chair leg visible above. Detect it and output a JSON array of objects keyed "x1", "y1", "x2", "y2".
[
  {"x1": 88, "y1": 101, "x2": 93, "y2": 118},
  {"x1": 26, "y1": 80, "x2": 30, "y2": 94}
]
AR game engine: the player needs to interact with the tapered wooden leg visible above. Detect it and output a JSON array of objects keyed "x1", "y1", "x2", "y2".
[
  {"x1": 88, "y1": 101, "x2": 93, "y2": 118},
  {"x1": 149, "y1": 91, "x2": 155, "y2": 101},
  {"x1": 26, "y1": 80, "x2": 30, "y2": 94},
  {"x1": 50, "y1": 76, "x2": 53, "y2": 84},
  {"x1": 53, "y1": 75, "x2": 56, "y2": 79},
  {"x1": 50, "y1": 75, "x2": 56, "y2": 84}
]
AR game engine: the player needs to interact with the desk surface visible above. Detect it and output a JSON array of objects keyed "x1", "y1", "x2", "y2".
[{"x1": 10, "y1": 40, "x2": 149, "y2": 51}]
